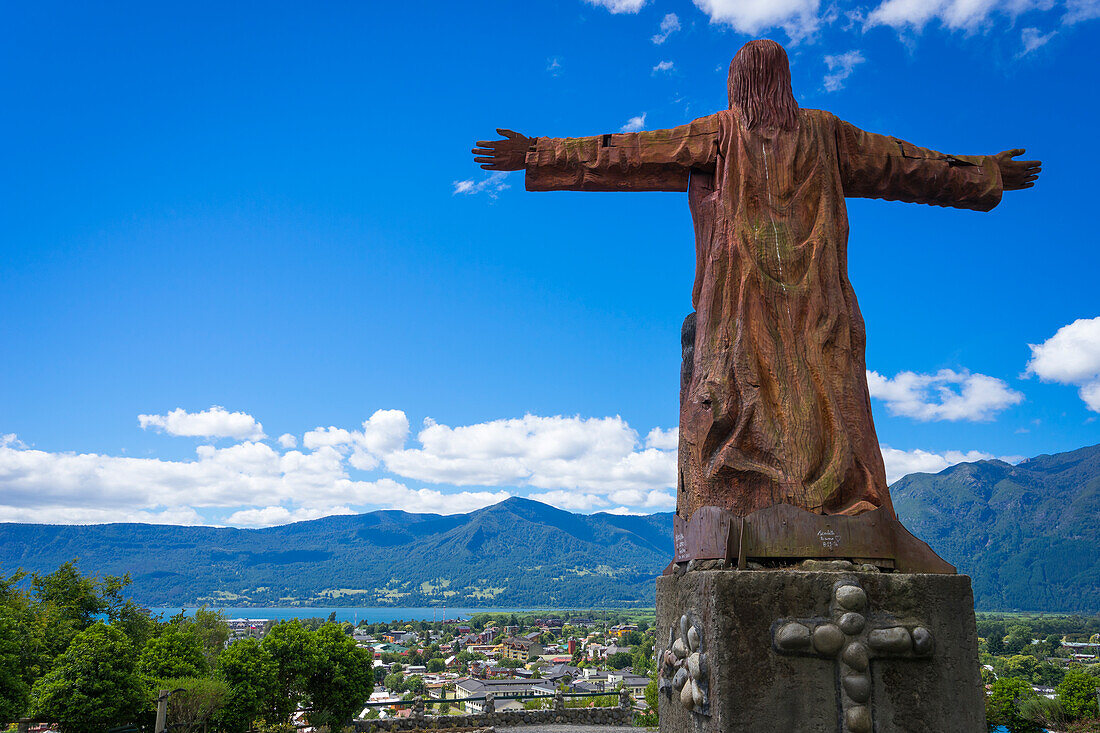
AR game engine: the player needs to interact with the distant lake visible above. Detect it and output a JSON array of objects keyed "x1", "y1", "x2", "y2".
[{"x1": 148, "y1": 606, "x2": 535, "y2": 623}]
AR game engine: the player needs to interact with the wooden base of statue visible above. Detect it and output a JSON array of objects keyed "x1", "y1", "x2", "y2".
[{"x1": 666, "y1": 504, "x2": 954, "y2": 575}]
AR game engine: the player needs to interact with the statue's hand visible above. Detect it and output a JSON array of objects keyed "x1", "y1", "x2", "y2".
[
  {"x1": 472, "y1": 129, "x2": 533, "y2": 171},
  {"x1": 995, "y1": 149, "x2": 1042, "y2": 191}
]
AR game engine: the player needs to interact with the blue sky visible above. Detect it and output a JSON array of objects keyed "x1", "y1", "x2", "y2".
[{"x1": 2, "y1": 0, "x2": 1099, "y2": 526}]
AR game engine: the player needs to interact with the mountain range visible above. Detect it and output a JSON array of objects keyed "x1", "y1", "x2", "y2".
[{"x1": 1, "y1": 443, "x2": 1097, "y2": 612}]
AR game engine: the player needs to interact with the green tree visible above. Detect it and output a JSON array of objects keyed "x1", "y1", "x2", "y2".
[
  {"x1": 607, "y1": 651, "x2": 633, "y2": 670},
  {"x1": 263, "y1": 619, "x2": 320, "y2": 722},
  {"x1": 1019, "y1": 696, "x2": 1067, "y2": 732},
  {"x1": 644, "y1": 674, "x2": 658, "y2": 711},
  {"x1": 215, "y1": 638, "x2": 277, "y2": 733},
  {"x1": 29, "y1": 560, "x2": 150, "y2": 665},
  {"x1": 0, "y1": 604, "x2": 32, "y2": 721},
  {"x1": 986, "y1": 621, "x2": 1008, "y2": 655},
  {"x1": 1002, "y1": 655, "x2": 1041, "y2": 682},
  {"x1": 1005, "y1": 625, "x2": 1035, "y2": 655},
  {"x1": 1056, "y1": 668, "x2": 1100, "y2": 721},
  {"x1": 427, "y1": 657, "x2": 445, "y2": 673},
  {"x1": 29, "y1": 622, "x2": 149, "y2": 733},
  {"x1": 140, "y1": 622, "x2": 208, "y2": 679},
  {"x1": 632, "y1": 636, "x2": 655, "y2": 675},
  {"x1": 192, "y1": 606, "x2": 231, "y2": 669},
  {"x1": 384, "y1": 672, "x2": 405, "y2": 692},
  {"x1": 986, "y1": 677, "x2": 1041, "y2": 733},
  {"x1": 152, "y1": 676, "x2": 229, "y2": 733},
  {"x1": 30, "y1": 561, "x2": 106, "y2": 661},
  {"x1": 405, "y1": 674, "x2": 426, "y2": 696},
  {"x1": 0, "y1": 569, "x2": 43, "y2": 722},
  {"x1": 97, "y1": 574, "x2": 157, "y2": 651},
  {"x1": 306, "y1": 623, "x2": 374, "y2": 729},
  {"x1": 1035, "y1": 661, "x2": 1066, "y2": 687}
]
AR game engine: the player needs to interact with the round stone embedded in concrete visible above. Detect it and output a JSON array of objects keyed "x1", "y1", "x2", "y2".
[
  {"x1": 835, "y1": 584, "x2": 867, "y2": 611},
  {"x1": 680, "y1": 679, "x2": 695, "y2": 710},
  {"x1": 839, "y1": 612, "x2": 865, "y2": 635},
  {"x1": 813, "y1": 624, "x2": 845, "y2": 655},
  {"x1": 868, "y1": 627, "x2": 911, "y2": 653},
  {"x1": 912, "y1": 626, "x2": 935, "y2": 655},
  {"x1": 680, "y1": 614, "x2": 690, "y2": 642},
  {"x1": 688, "y1": 625, "x2": 701, "y2": 651},
  {"x1": 775, "y1": 622, "x2": 811, "y2": 650},
  {"x1": 842, "y1": 642, "x2": 869, "y2": 671},
  {"x1": 842, "y1": 673, "x2": 871, "y2": 703},
  {"x1": 672, "y1": 637, "x2": 689, "y2": 658},
  {"x1": 845, "y1": 704, "x2": 872, "y2": 733}
]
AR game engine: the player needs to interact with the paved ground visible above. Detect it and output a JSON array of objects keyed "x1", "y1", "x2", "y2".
[{"x1": 497, "y1": 726, "x2": 646, "y2": 732}]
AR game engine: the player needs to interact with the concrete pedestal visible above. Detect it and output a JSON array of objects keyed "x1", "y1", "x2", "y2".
[{"x1": 656, "y1": 569, "x2": 986, "y2": 733}]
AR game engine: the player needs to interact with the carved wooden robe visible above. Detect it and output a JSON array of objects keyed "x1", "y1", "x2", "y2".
[{"x1": 525, "y1": 108, "x2": 1003, "y2": 520}]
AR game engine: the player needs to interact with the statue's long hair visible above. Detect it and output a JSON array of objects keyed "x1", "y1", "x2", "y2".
[{"x1": 728, "y1": 40, "x2": 799, "y2": 131}]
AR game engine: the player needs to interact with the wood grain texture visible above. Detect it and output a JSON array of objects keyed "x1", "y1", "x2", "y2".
[
  {"x1": 522, "y1": 107, "x2": 1003, "y2": 523},
  {"x1": 495, "y1": 37, "x2": 1020, "y2": 527}
]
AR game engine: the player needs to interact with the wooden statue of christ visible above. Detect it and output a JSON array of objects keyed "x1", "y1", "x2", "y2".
[{"x1": 473, "y1": 40, "x2": 1040, "y2": 524}]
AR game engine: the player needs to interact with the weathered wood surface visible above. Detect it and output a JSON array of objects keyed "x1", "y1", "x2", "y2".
[
  {"x1": 671, "y1": 502, "x2": 955, "y2": 574},
  {"x1": 474, "y1": 39, "x2": 1039, "y2": 537}
]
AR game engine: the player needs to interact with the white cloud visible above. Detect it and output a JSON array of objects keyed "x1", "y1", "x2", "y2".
[
  {"x1": 384, "y1": 414, "x2": 676, "y2": 493},
  {"x1": 0, "y1": 504, "x2": 206, "y2": 526},
  {"x1": 824, "y1": 50, "x2": 865, "y2": 91},
  {"x1": 645, "y1": 427, "x2": 678, "y2": 450},
  {"x1": 584, "y1": 0, "x2": 648, "y2": 13},
  {"x1": 528, "y1": 490, "x2": 611, "y2": 511},
  {"x1": 621, "y1": 113, "x2": 647, "y2": 132},
  {"x1": 865, "y1": 0, "x2": 1053, "y2": 31},
  {"x1": 879, "y1": 446, "x2": 1001, "y2": 484},
  {"x1": 0, "y1": 410, "x2": 678, "y2": 526},
  {"x1": 1065, "y1": 0, "x2": 1100, "y2": 23},
  {"x1": 225, "y1": 505, "x2": 355, "y2": 528},
  {"x1": 138, "y1": 406, "x2": 265, "y2": 441},
  {"x1": 652, "y1": 13, "x2": 681, "y2": 43},
  {"x1": 1019, "y1": 26, "x2": 1057, "y2": 54},
  {"x1": 304, "y1": 409, "x2": 410, "y2": 471},
  {"x1": 1026, "y1": 316, "x2": 1100, "y2": 412},
  {"x1": 867, "y1": 369, "x2": 1023, "y2": 421},
  {"x1": 608, "y1": 488, "x2": 676, "y2": 508},
  {"x1": 652, "y1": 61, "x2": 675, "y2": 74},
  {"x1": 0, "y1": 429, "x2": 511, "y2": 528},
  {"x1": 692, "y1": 0, "x2": 821, "y2": 40},
  {"x1": 452, "y1": 171, "x2": 511, "y2": 198}
]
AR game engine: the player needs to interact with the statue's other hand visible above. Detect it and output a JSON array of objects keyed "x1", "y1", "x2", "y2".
[
  {"x1": 995, "y1": 149, "x2": 1042, "y2": 191},
  {"x1": 472, "y1": 129, "x2": 533, "y2": 171}
]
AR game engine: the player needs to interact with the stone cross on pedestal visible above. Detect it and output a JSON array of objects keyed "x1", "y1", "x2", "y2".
[{"x1": 771, "y1": 577, "x2": 935, "y2": 733}]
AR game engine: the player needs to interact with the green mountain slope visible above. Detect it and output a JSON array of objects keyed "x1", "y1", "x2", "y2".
[
  {"x1": 0, "y1": 497, "x2": 673, "y2": 608},
  {"x1": 891, "y1": 443, "x2": 1100, "y2": 612},
  {"x1": 2, "y1": 444, "x2": 1098, "y2": 611}
]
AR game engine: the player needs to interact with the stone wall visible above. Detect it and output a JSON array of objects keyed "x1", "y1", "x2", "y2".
[
  {"x1": 352, "y1": 693, "x2": 633, "y2": 731},
  {"x1": 656, "y1": 569, "x2": 987, "y2": 733}
]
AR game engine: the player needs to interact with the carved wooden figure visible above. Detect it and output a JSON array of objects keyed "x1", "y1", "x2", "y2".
[{"x1": 473, "y1": 40, "x2": 1040, "y2": 525}]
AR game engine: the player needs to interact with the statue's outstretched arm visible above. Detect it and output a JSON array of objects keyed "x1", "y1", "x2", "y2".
[
  {"x1": 473, "y1": 115, "x2": 719, "y2": 193},
  {"x1": 835, "y1": 117, "x2": 1039, "y2": 211}
]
